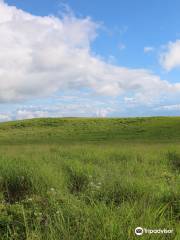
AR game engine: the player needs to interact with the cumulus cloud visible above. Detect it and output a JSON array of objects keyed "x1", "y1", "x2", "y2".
[
  {"x1": 0, "y1": 98, "x2": 116, "y2": 121},
  {"x1": 160, "y1": 40, "x2": 180, "y2": 71},
  {"x1": 0, "y1": 1, "x2": 180, "y2": 105}
]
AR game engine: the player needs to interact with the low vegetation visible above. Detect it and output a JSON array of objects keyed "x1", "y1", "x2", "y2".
[{"x1": 0, "y1": 117, "x2": 179, "y2": 239}]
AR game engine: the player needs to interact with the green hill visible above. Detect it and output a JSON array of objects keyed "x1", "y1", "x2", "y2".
[
  {"x1": 0, "y1": 117, "x2": 179, "y2": 240},
  {"x1": 0, "y1": 116, "x2": 180, "y2": 144}
]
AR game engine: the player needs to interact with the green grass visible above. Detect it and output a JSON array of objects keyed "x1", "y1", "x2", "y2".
[{"x1": 0, "y1": 117, "x2": 179, "y2": 239}]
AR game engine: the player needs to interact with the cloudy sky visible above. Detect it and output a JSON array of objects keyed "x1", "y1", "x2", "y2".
[{"x1": 0, "y1": 0, "x2": 180, "y2": 121}]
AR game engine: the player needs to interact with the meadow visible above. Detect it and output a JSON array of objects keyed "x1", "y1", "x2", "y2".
[{"x1": 0, "y1": 117, "x2": 179, "y2": 240}]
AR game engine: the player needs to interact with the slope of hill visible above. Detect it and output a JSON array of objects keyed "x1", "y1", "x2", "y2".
[{"x1": 0, "y1": 116, "x2": 180, "y2": 144}]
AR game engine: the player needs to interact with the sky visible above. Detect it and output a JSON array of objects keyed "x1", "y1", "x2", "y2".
[{"x1": 0, "y1": 0, "x2": 180, "y2": 121}]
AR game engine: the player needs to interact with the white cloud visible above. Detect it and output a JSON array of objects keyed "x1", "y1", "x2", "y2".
[
  {"x1": 160, "y1": 40, "x2": 180, "y2": 71},
  {"x1": 144, "y1": 46, "x2": 154, "y2": 53},
  {"x1": 0, "y1": 1, "x2": 179, "y2": 106},
  {"x1": 95, "y1": 108, "x2": 114, "y2": 117},
  {"x1": 156, "y1": 104, "x2": 180, "y2": 111},
  {"x1": 0, "y1": 98, "x2": 116, "y2": 121},
  {"x1": 124, "y1": 97, "x2": 136, "y2": 105},
  {"x1": 0, "y1": 113, "x2": 11, "y2": 122},
  {"x1": 16, "y1": 110, "x2": 49, "y2": 120}
]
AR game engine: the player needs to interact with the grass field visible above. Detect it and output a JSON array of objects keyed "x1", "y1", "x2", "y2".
[{"x1": 0, "y1": 117, "x2": 179, "y2": 239}]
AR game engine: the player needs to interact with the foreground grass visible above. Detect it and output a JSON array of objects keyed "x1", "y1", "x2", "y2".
[{"x1": 0, "y1": 117, "x2": 180, "y2": 239}]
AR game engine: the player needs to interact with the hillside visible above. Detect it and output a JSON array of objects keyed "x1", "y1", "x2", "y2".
[{"x1": 0, "y1": 117, "x2": 180, "y2": 144}]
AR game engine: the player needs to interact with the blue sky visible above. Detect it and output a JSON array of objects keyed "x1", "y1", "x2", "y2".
[{"x1": 0, "y1": 0, "x2": 180, "y2": 120}]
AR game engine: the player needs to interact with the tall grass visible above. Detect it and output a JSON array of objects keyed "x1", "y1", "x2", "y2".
[
  {"x1": 0, "y1": 117, "x2": 180, "y2": 239},
  {"x1": 0, "y1": 143, "x2": 179, "y2": 239}
]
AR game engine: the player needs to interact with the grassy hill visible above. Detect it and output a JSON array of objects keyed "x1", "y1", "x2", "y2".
[
  {"x1": 0, "y1": 117, "x2": 179, "y2": 240},
  {"x1": 0, "y1": 116, "x2": 180, "y2": 144}
]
